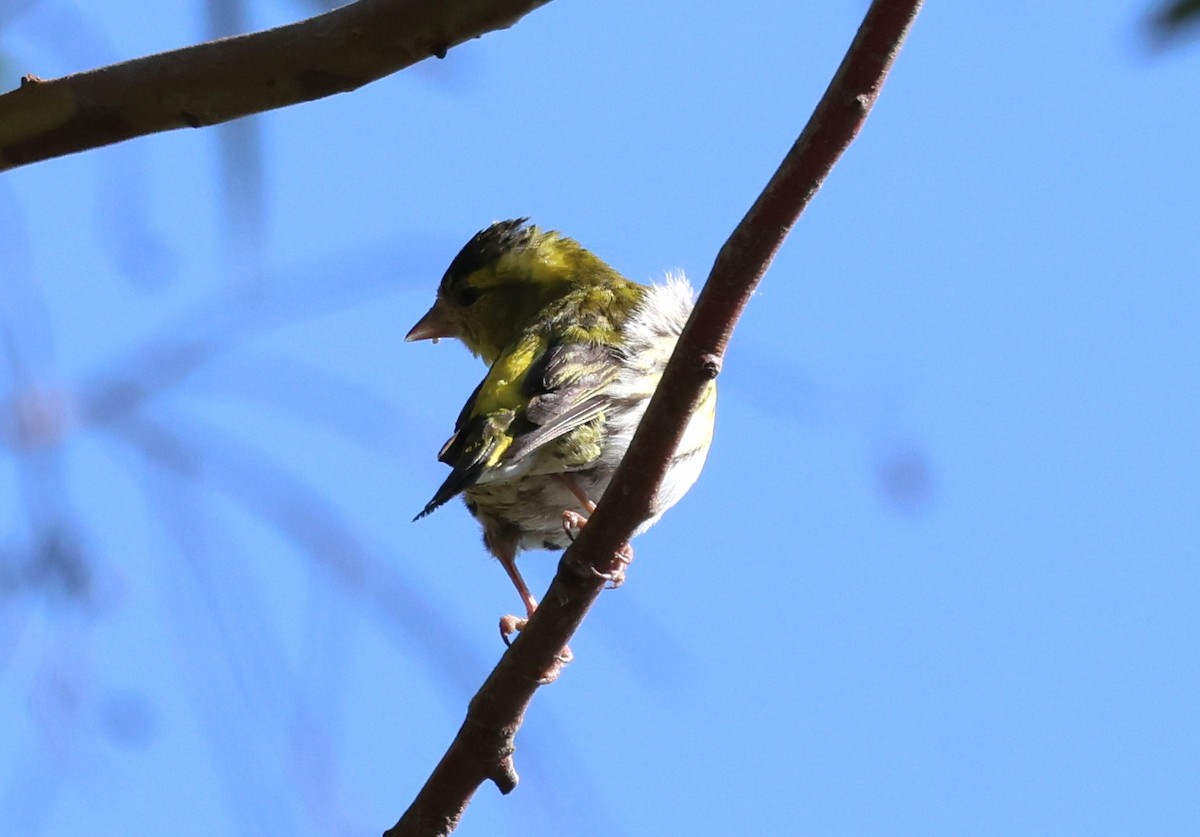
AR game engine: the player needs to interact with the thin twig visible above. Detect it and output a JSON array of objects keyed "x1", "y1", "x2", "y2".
[
  {"x1": 0, "y1": 0, "x2": 551, "y2": 170},
  {"x1": 386, "y1": 1, "x2": 925, "y2": 835}
]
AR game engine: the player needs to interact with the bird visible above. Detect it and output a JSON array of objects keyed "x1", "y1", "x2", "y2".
[{"x1": 407, "y1": 219, "x2": 716, "y2": 641}]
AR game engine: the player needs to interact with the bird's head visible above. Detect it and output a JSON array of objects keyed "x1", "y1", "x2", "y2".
[{"x1": 406, "y1": 219, "x2": 626, "y2": 362}]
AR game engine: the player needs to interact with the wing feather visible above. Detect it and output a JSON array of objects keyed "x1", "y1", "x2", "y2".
[{"x1": 415, "y1": 337, "x2": 618, "y2": 518}]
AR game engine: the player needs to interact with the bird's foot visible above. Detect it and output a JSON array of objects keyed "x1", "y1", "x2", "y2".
[
  {"x1": 499, "y1": 612, "x2": 574, "y2": 683},
  {"x1": 562, "y1": 537, "x2": 635, "y2": 588},
  {"x1": 590, "y1": 543, "x2": 634, "y2": 588},
  {"x1": 558, "y1": 501, "x2": 635, "y2": 588},
  {"x1": 561, "y1": 509, "x2": 589, "y2": 541},
  {"x1": 499, "y1": 613, "x2": 527, "y2": 645},
  {"x1": 601, "y1": 543, "x2": 634, "y2": 589}
]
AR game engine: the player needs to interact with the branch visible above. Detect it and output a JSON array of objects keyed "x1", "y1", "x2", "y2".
[
  {"x1": 386, "y1": 1, "x2": 924, "y2": 834},
  {"x1": 0, "y1": 0, "x2": 551, "y2": 171}
]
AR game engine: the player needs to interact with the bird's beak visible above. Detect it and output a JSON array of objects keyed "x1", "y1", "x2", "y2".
[{"x1": 406, "y1": 299, "x2": 457, "y2": 343}]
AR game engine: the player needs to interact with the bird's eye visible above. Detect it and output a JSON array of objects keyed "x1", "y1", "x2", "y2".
[{"x1": 454, "y1": 285, "x2": 482, "y2": 307}]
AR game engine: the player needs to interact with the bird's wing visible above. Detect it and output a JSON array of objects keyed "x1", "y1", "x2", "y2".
[{"x1": 415, "y1": 334, "x2": 619, "y2": 518}]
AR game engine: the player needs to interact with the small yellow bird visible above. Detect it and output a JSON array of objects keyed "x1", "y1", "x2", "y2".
[{"x1": 408, "y1": 219, "x2": 716, "y2": 634}]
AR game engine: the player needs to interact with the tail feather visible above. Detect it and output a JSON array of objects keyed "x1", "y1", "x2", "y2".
[{"x1": 413, "y1": 463, "x2": 484, "y2": 521}]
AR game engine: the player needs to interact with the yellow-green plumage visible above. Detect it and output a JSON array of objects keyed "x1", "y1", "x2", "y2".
[{"x1": 407, "y1": 219, "x2": 715, "y2": 615}]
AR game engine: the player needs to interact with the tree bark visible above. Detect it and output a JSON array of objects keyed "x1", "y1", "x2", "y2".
[{"x1": 0, "y1": 0, "x2": 551, "y2": 170}]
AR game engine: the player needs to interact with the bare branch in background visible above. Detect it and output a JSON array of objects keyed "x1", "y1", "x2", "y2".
[
  {"x1": 386, "y1": 1, "x2": 926, "y2": 834},
  {"x1": 0, "y1": 0, "x2": 551, "y2": 170},
  {"x1": 1148, "y1": 0, "x2": 1200, "y2": 41}
]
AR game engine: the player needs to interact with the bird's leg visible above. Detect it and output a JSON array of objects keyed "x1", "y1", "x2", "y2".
[
  {"x1": 488, "y1": 531, "x2": 573, "y2": 673},
  {"x1": 557, "y1": 474, "x2": 596, "y2": 543},
  {"x1": 497, "y1": 550, "x2": 539, "y2": 629},
  {"x1": 555, "y1": 475, "x2": 634, "y2": 589},
  {"x1": 557, "y1": 474, "x2": 598, "y2": 516}
]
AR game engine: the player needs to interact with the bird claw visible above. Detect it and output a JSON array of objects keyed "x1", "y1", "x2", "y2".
[
  {"x1": 499, "y1": 613, "x2": 527, "y2": 646},
  {"x1": 590, "y1": 566, "x2": 624, "y2": 588},
  {"x1": 595, "y1": 544, "x2": 634, "y2": 588},
  {"x1": 561, "y1": 509, "x2": 589, "y2": 541},
  {"x1": 535, "y1": 648, "x2": 573, "y2": 684},
  {"x1": 499, "y1": 613, "x2": 573, "y2": 681},
  {"x1": 563, "y1": 541, "x2": 634, "y2": 588}
]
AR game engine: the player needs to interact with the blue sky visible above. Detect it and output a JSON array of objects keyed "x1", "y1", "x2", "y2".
[{"x1": 2, "y1": 1, "x2": 1198, "y2": 835}]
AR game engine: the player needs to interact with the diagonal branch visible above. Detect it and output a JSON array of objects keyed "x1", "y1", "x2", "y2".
[
  {"x1": 0, "y1": 0, "x2": 551, "y2": 171},
  {"x1": 386, "y1": 1, "x2": 925, "y2": 835}
]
